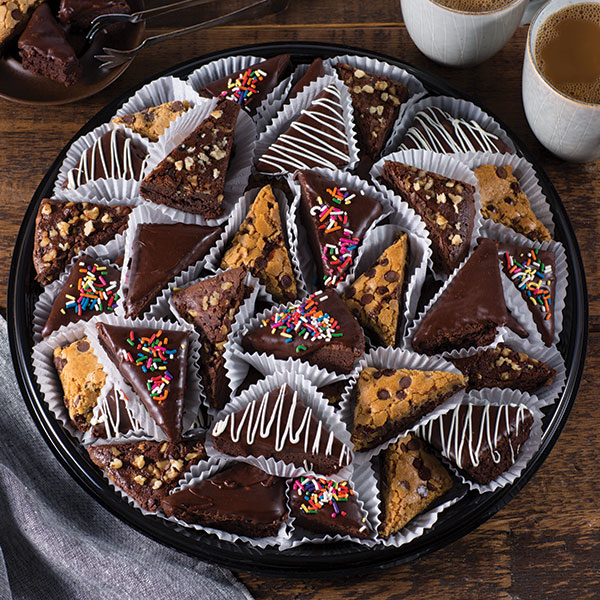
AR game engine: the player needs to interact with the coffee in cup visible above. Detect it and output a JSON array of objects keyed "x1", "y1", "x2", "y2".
[{"x1": 434, "y1": 0, "x2": 514, "y2": 12}]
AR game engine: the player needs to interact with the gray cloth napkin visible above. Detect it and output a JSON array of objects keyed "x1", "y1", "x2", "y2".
[{"x1": 0, "y1": 316, "x2": 252, "y2": 600}]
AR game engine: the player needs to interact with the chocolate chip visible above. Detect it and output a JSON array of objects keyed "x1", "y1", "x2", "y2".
[
  {"x1": 400, "y1": 480, "x2": 411, "y2": 490},
  {"x1": 419, "y1": 466, "x2": 432, "y2": 481},
  {"x1": 11, "y1": 8, "x2": 22, "y2": 19},
  {"x1": 504, "y1": 196, "x2": 515, "y2": 206},
  {"x1": 406, "y1": 438, "x2": 420, "y2": 451},
  {"x1": 510, "y1": 181, "x2": 521, "y2": 193},
  {"x1": 143, "y1": 111, "x2": 156, "y2": 123},
  {"x1": 77, "y1": 340, "x2": 90, "y2": 353},
  {"x1": 412, "y1": 456, "x2": 423, "y2": 469},
  {"x1": 360, "y1": 293, "x2": 374, "y2": 305},
  {"x1": 365, "y1": 268, "x2": 376, "y2": 278},
  {"x1": 376, "y1": 286, "x2": 388, "y2": 295},
  {"x1": 383, "y1": 368, "x2": 395, "y2": 377},
  {"x1": 121, "y1": 114, "x2": 135, "y2": 125},
  {"x1": 254, "y1": 256, "x2": 267, "y2": 269},
  {"x1": 496, "y1": 166, "x2": 508, "y2": 179},
  {"x1": 377, "y1": 389, "x2": 390, "y2": 400},
  {"x1": 384, "y1": 270, "x2": 399, "y2": 282},
  {"x1": 379, "y1": 258, "x2": 389, "y2": 267},
  {"x1": 171, "y1": 101, "x2": 185, "y2": 112},
  {"x1": 427, "y1": 481, "x2": 437, "y2": 491},
  {"x1": 395, "y1": 390, "x2": 406, "y2": 400},
  {"x1": 400, "y1": 443, "x2": 408, "y2": 452},
  {"x1": 417, "y1": 484, "x2": 429, "y2": 498},
  {"x1": 54, "y1": 357, "x2": 67, "y2": 373},
  {"x1": 374, "y1": 370, "x2": 384, "y2": 379},
  {"x1": 398, "y1": 376, "x2": 412, "y2": 389},
  {"x1": 346, "y1": 286, "x2": 356, "y2": 298},
  {"x1": 280, "y1": 274, "x2": 292, "y2": 288}
]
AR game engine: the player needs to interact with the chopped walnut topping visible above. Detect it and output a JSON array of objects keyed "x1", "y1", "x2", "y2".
[
  {"x1": 100, "y1": 213, "x2": 113, "y2": 224},
  {"x1": 151, "y1": 479, "x2": 163, "y2": 490},
  {"x1": 354, "y1": 69, "x2": 366, "y2": 79},
  {"x1": 133, "y1": 475, "x2": 147, "y2": 486},
  {"x1": 175, "y1": 160, "x2": 184, "y2": 171},
  {"x1": 436, "y1": 193, "x2": 447, "y2": 204},
  {"x1": 362, "y1": 84, "x2": 374, "y2": 94},
  {"x1": 41, "y1": 203, "x2": 53, "y2": 216},
  {"x1": 375, "y1": 80, "x2": 388, "y2": 91},
  {"x1": 132, "y1": 455, "x2": 145, "y2": 469},
  {"x1": 57, "y1": 221, "x2": 70, "y2": 237},
  {"x1": 210, "y1": 148, "x2": 226, "y2": 160},
  {"x1": 210, "y1": 109, "x2": 223, "y2": 119},
  {"x1": 83, "y1": 220, "x2": 95, "y2": 236},
  {"x1": 83, "y1": 206, "x2": 100, "y2": 221},
  {"x1": 184, "y1": 156, "x2": 195, "y2": 170},
  {"x1": 109, "y1": 458, "x2": 123, "y2": 469},
  {"x1": 450, "y1": 234, "x2": 463, "y2": 246}
]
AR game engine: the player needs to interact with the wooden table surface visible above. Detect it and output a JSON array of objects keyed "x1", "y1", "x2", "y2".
[{"x1": 1, "y1": 2, "x2": 598, "y2": 598}]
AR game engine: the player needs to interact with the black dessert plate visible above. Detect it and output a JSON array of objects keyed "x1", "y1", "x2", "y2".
[{"x1": 7, "y1": 42, "x2": 588, "y2": 577}]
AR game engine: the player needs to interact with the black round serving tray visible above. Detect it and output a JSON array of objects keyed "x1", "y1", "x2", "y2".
[{"x1": 8, "y1": 42, "x2": 588, "y2": 577}]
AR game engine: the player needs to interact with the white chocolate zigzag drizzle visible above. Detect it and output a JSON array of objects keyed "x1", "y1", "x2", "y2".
[{"x1": 90, "y1": 388, "x2": 143, "y2": 439}]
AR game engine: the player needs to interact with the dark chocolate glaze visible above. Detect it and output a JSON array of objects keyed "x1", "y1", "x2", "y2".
[
  {"x1": 96, "y1": 322, "x2": 189, "y2": 441},
  {"x1": 200, "y1": 54, "x2": 292, "y2": 114},
  {"x1": 42, "y1": 255, "x2": 120, "y2": 338},
  {"x1": 123, "y1": 222, "x2": 221, "y2": 318},
  {"x1": 288, "y1": 58, "x2": 325, "y2": 100},
  {"x1": 91, "y1": 387, "x2": 134, "y2": 438},
  {"x1": 296, "y1": 170, "x2": 382, "y2": 287}
]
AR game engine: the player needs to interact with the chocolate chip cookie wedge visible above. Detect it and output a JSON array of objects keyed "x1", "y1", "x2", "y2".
[
  {"x1": 140, "y1": 98, "x2": 240, "y2": 219},
  {"x1": 343, "y1": 232, "x2": 410, "y2": 346},
  {"x1": 381, "y1": 161, "x2": 475, "y2": 275},
  {"x1": 378, "y1": 434, "x2": 453, "y2": 539},
  {"x1": 88, "y1": 438, "x2": 206, "y2": 512},
  {"x1": 351, "y1": 367, "x2": 466, "y2": 452},
  {"x1": 33, "y1": 199, "x2": 132, "y2": 286},
  {"x1": 220, "y1": 184, "x2": 297, "y2": 303}
]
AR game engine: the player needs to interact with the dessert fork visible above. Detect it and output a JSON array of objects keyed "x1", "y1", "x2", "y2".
[{"x1": 94, "y1": 0, "x2": 289, "y2": 69}]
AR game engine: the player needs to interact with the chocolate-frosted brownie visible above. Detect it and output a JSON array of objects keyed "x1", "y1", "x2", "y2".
[
  {"x1": 90, "y1": 387, "x2": 138, "y2": 439},
  {"x1": 113, "y1": 100, "x2": 191, "y2": 142},
  {"x1": 288, "y1": 57, "x2": 325, "y2": 100}
]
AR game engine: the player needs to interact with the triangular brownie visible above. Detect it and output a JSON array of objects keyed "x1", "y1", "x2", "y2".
[
  {"x1": 171, "y1": 266, "x2": 249, "y2": 410},
  {"x1": 412, "y1": 239, "x2": 508, "y2": 355},
  {"x1": 382, "y1": 161, "x2": 475, "y2": 274},
  {"x1": 123, "y1": 222, "x2": 221, "y2": 318},
  {"x1": 419, "y1": 403, "x2": 534, "y2": 484},
  {"x1": 290, "y1": 476, "x2": 371, "y2": 539},
  {"x1": 296, "y1": 169, "x2": 382, "y2": 287},
  {"x1": 90, "y1": 387, "x2": 140, "y2": 439},
  {"x1": 212, "y1": 383, "x2": 352, "y2": 475},
  {"x1": 351, "y1": 367, "x2": 466, "y2": 451},
  {"x1": 96, "y1": 323, "x2": 190, "y2": 441},
  {"x1": 451, "y1": 343, "x2": 556, "y2": 392},
  {"x1": 335, "y1": 62, "x2": 408, "y2": 160},
  {"x1": 344, "y1": 232, "x2": 410, "y2": 346},
  {"x1": 161, "y1": 462, "x2": 287, "y2": 537},
  {"x1": 33, "y1": 199, "x2": 131, "y2": 286},
  {"x1": 42, "y1": 255, "x2": 120, "y2": 338},
  {"x1": 88, "y1": 438, "x2": 206, "y2": 512},
  {"x1": 220, "y1": 185, "x2": 297, "y2": 302},
  {"x1": 113, "y1": 100, "x2": 191, "y2": 142},
  {"x1": 378, "y1": 434, "x2": 452, "y2": 538},
  {"x1": 199, "y1": 54, "x2": 292, "y2": 114},
  {"x1": 496, "y1": 240, "x2": 556, "y2": 346},
  {"x1": 256, "y1": 83, "x2": 350, "y2": 174},
  {"x1": 140, "y1": 98, "x2": 240, "y2": 219},
  {"x1": 242, "y1": 290, "x2": 364, "y2": 374},
  {"x1": 288, "y1": 58, "x2": 325, "y2": 100}
]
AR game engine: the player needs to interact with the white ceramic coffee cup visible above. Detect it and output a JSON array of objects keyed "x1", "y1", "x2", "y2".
[
  {"x1": 522, "y1": 0, "x2": 600, "y2": 162},
  {"x1": 401, "y1": 0, "x2": 528, "y2": 67}
]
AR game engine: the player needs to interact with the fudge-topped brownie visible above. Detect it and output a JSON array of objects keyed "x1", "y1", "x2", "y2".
[
  {"x1": 90, "y1": 387, "x2": 140, "y2": 439},
  {"x1": 140, "y1": 99, "x2": 239, "y2": 219},
  {"x1": 198, "y1": 54, "x2": 292, "y2": 115},
  {"x1": 290, "y1": 476, "x2": 371, "y2": 539},
  {"x1": 212, "y1": 383, "x2": 352, "y2": 475},
  {"x1": 419, "y1": 403, "x2": 534, "y2": 484},
  {"x1": 351, "y1": 367, "x2": 466, "y2": 451},
  {"x1": 54, "y1": 337, "x2": 107, "y2": 433},
  {"x1": 288, "y1": 57, "x2": 325, "y2": 100},
  {"x1": 96, "y1": 323, "x2": 190, "y2": 442},
  {"x1": 161, "y1": 462, "x2": 288, "y2": 537},
  {"x1": 113, "y1": 100, "x2": 191, "y2": 143},
  {"x1": 378, "y1": 434, "x2": 453, "y2": 539},
  {"x1": 256, "y1": 83, "x2": 350, "y2": 174},
  {"x1": 381, "y1": 161, "x2": 475, "y2": 274},
  {"x1": 335, "y1": 62, "x2": 409, "y2": 160},
  {"x1": 451, "y1": 344, "x2": 556, "y2": 393},
  {"x1": 474, "y1": 164, "x2": 551, "y2": 243},
  {"x1": 412, "y1": 239, "x2": 508, "y2": 355},
  {"x1": 171, "y1": 266, "x2": 250, "y2": 410},
  {"x1": 295, "y1": 169, "x2": 382, "y2": 288},
  {"x1": 220, "y1": 184, "x2": 297, "y2": 303},
  {"x1": 18, "y1": 3, "x2": 81, "y2": 87},
  {"x1": 343, "y1": 232, "x2": 410, "y2": 346},
  {"x1": 123, "y1": 222, "x2": 221, "y2": 318},
  {"x1": 242, "y1": 290, "x2": 364, "y2": 375},
  {"x1": 42, "y1": 255, "x2": 120, "y2": 338},
  {"x1": 58, "y1": 0, "x2": 131, "y2": 31},
  {"x1": 33, "y1": 199, "x2": 132, "y2": 286},
  {"x1": 0, "y1": 0, "x2": 43, "y2": 51},
  {"x1": 64, "y1": 129, "x2": 148, "y2": 190},
  {"x1": 88, "y1": 438, "x2": 206, "y2": 512},
  {"x1": 399, "y1": 106, "x2": 513, "y2": 154}
]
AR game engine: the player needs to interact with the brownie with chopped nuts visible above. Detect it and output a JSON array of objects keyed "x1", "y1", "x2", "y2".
[
  {"x1": 171, "y1": 266, "x2": 250, "y2": 410},
  {"x1": 33, "y1": 199, "x2": 132, "y2": 286},
  {"x1": 381, "y1": 161, "x2": 475, "y2": 275},
  {"x1": 140, "y1": 98, "x2": 240, "y2": 219},
  {"x1": 451, "y1": 344, "x2": 556, "y2": 393},
  {"x1": 378, "y1": 434, "x2": 453, "y2": 539},
  {"x1": 88, "y1": 439, "x2": 206, "y2": 512},
  {"x1": 58, "y1": 0, "x2": 130, "y2": 31},
  {"x1": 335, "y1": 62, "x2": 408, "y2": 160}
]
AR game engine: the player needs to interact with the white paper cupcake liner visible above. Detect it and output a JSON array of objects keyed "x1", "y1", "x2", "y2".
[
  {"x1": 205, "y1": 370, "x2": 355, "y2": 481},
  {"x1": 453, "y1": 151, "x2": 555, "y2": 238},
  {"x1": 253, "y1": 74, "x2": 360, "y2": 176},
  {"x1": 52, "y1": 178, "x2": 144, "y2": 208},
  {"x1": 371, "y1": 149, "x2": 485, "y2": 281},
  {"x1": 386, "y1": 95, "x2": 516, "y2": 156},
  {"x1": 142, "y1": 95, "x2": 257, "y2": 226},
  {"x1": 285, "y1": 166, "x2": 393, "y2": 295},
  {"x1": 186, "y1": 54, "x2": 294, "y2": 135},
  {"x1": 53, "y1": 122, "x2": 150, "y2": 196},
  {"x1": 159, "y1": 456, "x2": 291, "y2": 548},
  {"x1": 338, "y1": 346, "x2": 467, "y2": 462},
  {"x1": 116, "y1": 204, "x2": 225, "y2": 321},
  {"x1": 416, "y1": 389, "x2": 545, "y2": 494},
  {"x1": 280, "y1": 460, "x2": 380, "y2": 549},
  {"x1": 83, "y1": 313, "x2": 205, "y2": 441}
]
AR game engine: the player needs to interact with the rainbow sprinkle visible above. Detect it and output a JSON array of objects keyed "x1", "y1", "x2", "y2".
[
  {"x1": 293, "y1": 477, "x2": 353, "y2": 518},
  {"x1": 63, "y1": 261, "x2": 118, "y2": 317},
  {"x1": 124, "y1": 329, "x2": 177, "y2": 404},
  {"x1": 265, "y1": 291, "x2": 341, "y2": 352},
  {"x1": 222, "y1": 67, "x2": 267, "y2": 106}
]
